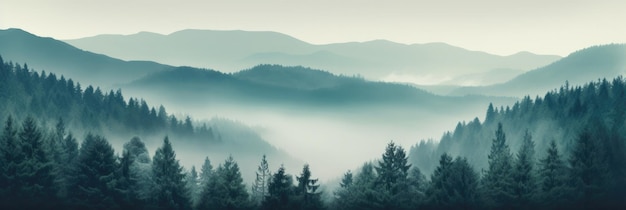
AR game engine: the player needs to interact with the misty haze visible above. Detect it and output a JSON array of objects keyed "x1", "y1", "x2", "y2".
[{"x1": 1, "y1": 1, "x2": 626, "y2": 209}]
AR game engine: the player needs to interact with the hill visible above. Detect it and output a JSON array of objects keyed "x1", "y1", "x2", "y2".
[
  {"x1": 0, "y1": 28, "x2": 171, "y2": 88},
  {"x1": 65, "y1": 29, "x2": 560, "y2": 86},
  {"x1": 450, "y1": 44, "x2": 626, "y2": 97},
  {"x1": 0, "y1": 56, "x2": 300, "y2": 184}
]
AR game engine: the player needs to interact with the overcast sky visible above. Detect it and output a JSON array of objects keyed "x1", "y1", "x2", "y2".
[{"x1": 1, "y1": 0, "x2": 625, "y2": 56}]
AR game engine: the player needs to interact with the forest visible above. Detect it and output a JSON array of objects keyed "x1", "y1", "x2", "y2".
[{"x1": 1, "y1": 55, "x2": 626, "y2": 210}]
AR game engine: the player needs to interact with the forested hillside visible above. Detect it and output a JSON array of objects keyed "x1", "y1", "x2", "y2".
[{"x1": 0, "y1": 55, "x2": 213, "y2": 141}]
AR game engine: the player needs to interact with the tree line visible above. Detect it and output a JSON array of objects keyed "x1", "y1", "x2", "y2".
[
  {"x1": 0, "y1": 55, "x2": 215, "y2": 142},
  {"x1": 0, "y1": 116, "x2": 325, "y2": 210}
]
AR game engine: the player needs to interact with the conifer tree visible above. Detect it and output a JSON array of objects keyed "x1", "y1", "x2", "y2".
[
  {"x1": 199, "y1": 157, "x2": 213, "y2": 188},
  {"x1": 15, "y1": 117, "x2": 57, "y2": 208},
  {"x1": 0, "y1": 116, "x2": 21, "y2": 207},
  {"x1": 69, "y1": 134, "x2": 119, "y2": 209},
  {"x1": 568, "y1": 129, "x2": 610, "y2": 208},
  {"x1": 296, "y1": 164, "x2": 323, "y2": 210},
  {"x1": 512, "y1": 130, "x2": 537, "y2": 208},
  {"x1": 197, "y1": 156, "x2": 250, "y2": 210},
  {"x1": 538, "y1": 140, "x2": 567, "y2": 207},
  {"x1": 262, "y1": 165, "x2": 295, "y2": 210},
  {"x1": 251, "y1": 154, "x2": 272, "y2": 206},
  {"x1": 481, "y1": 123, "x2": 514, "y2": 208},
  {"x1": 185, "y1": 166, "x2": 199, "y2": 206},
  {"x1": 151, "y1": 136, "x2": 191, "y2": 210}
]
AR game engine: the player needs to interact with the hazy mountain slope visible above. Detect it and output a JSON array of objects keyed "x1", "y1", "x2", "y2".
[
  {"x1": 451, "y1": 44, "x2": 626, "y2": 97},
  {"x1": 0, "y1": 56, "x2": 300, "y2": 184},
  {"x1": 0, "y1": 28, "x2": 171, "y2": 88},
  {"x1": 65, "y1": 29, "x2": 560, "y2": 86},
  {"x1": 410, "y1": 76, "x2": 626, "y2": 178}
]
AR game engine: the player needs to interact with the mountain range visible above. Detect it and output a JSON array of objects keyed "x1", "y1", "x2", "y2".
[
  {"x1": 449, "y1": 44, "x2": 626, "y2": 97},
  {"x1": 64, "y1": 29, "x2": 561, "y2": 86}
]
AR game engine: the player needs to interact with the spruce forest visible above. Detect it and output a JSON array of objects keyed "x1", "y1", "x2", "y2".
[{"x1": 2, "y1": 39, "x2": 626, "y2": 210}]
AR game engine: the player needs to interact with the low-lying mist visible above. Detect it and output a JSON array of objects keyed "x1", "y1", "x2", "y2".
[{"x1": 126, "y1": 88, "x2": 515, "y2": 183}]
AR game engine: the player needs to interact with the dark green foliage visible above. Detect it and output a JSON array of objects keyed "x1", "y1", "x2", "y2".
[
  {"x1": 251, "y1": 155, "x2": 271, "y2": 206},
  {"x1": 185, "y1": 166, "x2": 199, "y2": 206},
  {"x1": 512, "y1": 130, "x2": 537, "y2": 208},
  {"x1": 151, "y1": 137, "x2": 191, "y2": 210},
  {"x1": 14, "y1": 117, "x2": 57, "y2": 208},
  {"x1": 426, "y1": 154, "x2": 480, "y2": 209},
  {"x1": 262, "y1": 165, "x2": 296, "y2": 210},
  {"x1": 568, "y1": 129, "x2": 611, "y2": 208},
  {"x1": 295, "y1": 164, "x2": 323, "y2": 210},
  {"x1": 196, "y1": 156, "x2": 250, "y2": 210},
  {"x1": 481, "y1": 123, "x2": 514, "y2": 208},
  {"x1": 538, "y1": 140, "x2": 568, "y2": 207},
  {"x1": 0, "y1": 57, "x2": 215, "y2": 143},
  {"x1": 69, "y1": 134, "x2": 119, "y2": 210}
]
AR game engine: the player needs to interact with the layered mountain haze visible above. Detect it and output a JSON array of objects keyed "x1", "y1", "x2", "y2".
[
  {"x1": 0, "y1": 28, "x2": 171, "y2": 88},
  {"x1": 65, "y1": 29, "x2": 561, "y2": 86},
  {"x1": 451, "y1": 44, "x2": 626, "y2": 97}
]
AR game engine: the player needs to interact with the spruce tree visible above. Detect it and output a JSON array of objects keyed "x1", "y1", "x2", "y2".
[
  {"x1": 538, "y1": 140, "x2": 567, "y2": 207},
  {"x1": 512, "y1": 130, "x2": 537, "y2": 208},
  {"x1": 199, "y1": 156, "x2": 213, "y2": 189},
  {"x1": 69, "y1": 134, "x2": 120, "y2": 209},
  {"x1": 296, "y1": 164, "x2": 323, "y2": 210},
  {"x1": 568, "y1": 129, "x2": 610, "y2": 208},
  {"x1": 0, "y1": 116, "x2": 21, "y2": 207},
  {"x1": 197, "y1": 156, "x2": 250, "y2": 210},
  {"x1": 262, "y1": 165, "x2": 295, "y2": 210},
  {"x1": 15, "y1": 117, "x2": 57, "y2": 208},
  {"x1": 151, "y1": 136, "x2": 191, "y2": 210},
  {"x1": 251, "y1": 154, "x2": 272, "y2": 206},
  {"x1": 185, "y1": 166, "x2": 199, "y2": 206},
  {"x1": 481, "y1": 123, "x2": 514, "y2": 208}
]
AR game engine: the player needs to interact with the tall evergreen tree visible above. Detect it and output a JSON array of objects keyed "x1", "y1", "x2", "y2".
[
  {"x1": 151, "y1": 136, "x2": 191, "y2": 210},
  {"x1": 0, "y1": 116, "x2": 21, "y2": 207},
  {"x1": 196, "y1": 156, "x2": 250, "y2": 210},
  {"x1": 262, "y1": 165, "x2": 296, "y2": 210},
  {"x1": 568, "y1": 129, "x2": 610, "y2": 208},
  {"x1": 185, "y1": 166, "x2": 200, "y2": 206},
  {"x1": 251, "y1": 154, "x2": 272, "y2": 206},
  {"x1": 512, "y1": 130, "x2": 537, "y2": 208},
  {"x1": 69, "y1": 134, "x2": 119, "y2": 210},
  {"x1": 296, "y1": 164, "x2": 323, "y2": 210},
  {"x1": 427, "y1": 154, "x2": 480, "y2": 209},
  {"x1": 15, "y1": 117, "x2": 57, "y2": 208},
  {"x1": 537, "y1": 140, "x2": 568, "y2": 208},
  {"x1": 481, "y1": 123, "x2": 514, "y2": 208}
]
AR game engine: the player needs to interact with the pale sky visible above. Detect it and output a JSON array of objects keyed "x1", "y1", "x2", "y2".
[{"x1": 1, "y1": 0, "x2": 625, "y2": 56}]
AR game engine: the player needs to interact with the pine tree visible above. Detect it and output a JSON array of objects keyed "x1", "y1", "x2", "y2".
[
  {"x1": 15, "y1": 117, "x2": 57, "y2": 208},
  {"x1": 198, "y1": 157, "x2": 213, "y2": 195},
  {"x1": 69, "y1": 134, "x2": 120, "y2": 209},
  {"x1": 537, "y1": 140, "x2": 567, "y2": 207},
  {"x1": 151, "y1": 136, "x2": 191, "y2": 210},
  {"x1": 0, "y1": 116, "x2": 21, "y2": 207},
  {"x1": 568, "y1": 129, "x2": 610, "y2": 208},
  {"x1": 427, "y1": 154, "x2": 480, "y2": 209},
  {"x1": 197, "y1": 156, "x2": 250, "y2": 210},
  {"x1": 374, "y1": 141, "x2": 411, "y2": 209},
  {"x1": 512, "y1": 130, "x2": 537, "y2": 208},
  {"x1": 296, "y1": 164, "x2": 323, "y2": 210},
  {"x1": 262, "y1": 165, "x2": 295, "y2": 210},
  {"x1": 122, "y1": 137, "x2": 152, "y2": 203},
  {"x1": 251, "y1": 154, "x2": 272, "y2": 206},
  {"x1": 185, "y1": 166, "x2": 199, "y2": 206},
  {"x1": 481, "y1": 123, "x2": 514, "y2": 208}
]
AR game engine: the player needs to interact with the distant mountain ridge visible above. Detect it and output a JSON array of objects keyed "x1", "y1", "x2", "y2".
[
  {"x1": 65, "y1": 29, "x2": 561, "y2": 86},
  {"x1": 450, "y1": 44, "x2": 626, "y2": 97},
  {"x1": 0, "y1": 28, "x2": 172, "y2": 88}
]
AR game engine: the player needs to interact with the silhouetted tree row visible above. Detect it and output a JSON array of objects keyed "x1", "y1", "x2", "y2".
[{"x1": 0, "y1": 56, "x2": 215, "y2": 141}]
